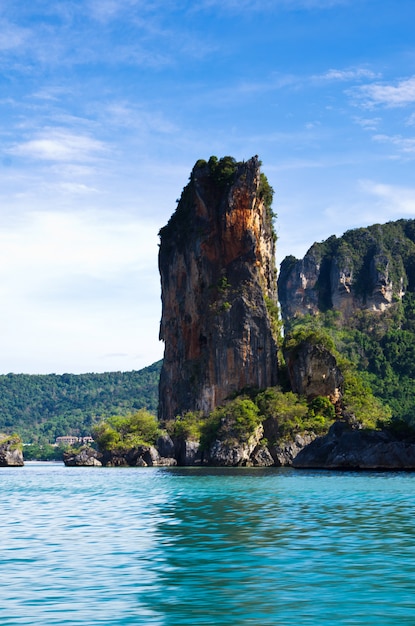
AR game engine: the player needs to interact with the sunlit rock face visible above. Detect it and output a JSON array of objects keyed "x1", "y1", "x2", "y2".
[
  {"x1": 158, "y1": 156, "x2": 279, "y2": 422},
  {"x1": 278, "y1": 220, "x2": 415, "y2": 322}
]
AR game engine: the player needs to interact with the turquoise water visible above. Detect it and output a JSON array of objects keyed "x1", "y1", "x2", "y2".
[{"x1": 1, "y1": 464, "x2": 415, "y2": 625}]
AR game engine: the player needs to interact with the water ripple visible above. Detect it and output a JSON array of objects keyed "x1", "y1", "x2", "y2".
[{"x1": 0, "y1": 464, "x2": 415, "y2": 624}]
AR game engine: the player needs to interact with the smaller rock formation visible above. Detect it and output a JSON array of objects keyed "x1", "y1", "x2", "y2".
[
  {"x1": 250, "y1": 444, "x2": 275, "y2": 467},
  {"x1": 174, "y1": 439, "x2": 204, "y2": 466},
  {"x1": 63, "y1": 447, "x2": 103, "y2": 467},
  {"x1": 284, "y1": 341, "x2": 344, "y2": 406},
  {"x1": 207, "y1": 423, "x2": 264, "y2": 467},
  {"x1": 0, "y1": 433, "x2": 24, "y2": 467},
  {"x1": 269, "y1": 433, "x2": 317, "y2": 467},
  {"x1": 64, "y1": 444, "x2": 177, "y2": 467},
  {"x1": 293, "y1": 421, "x2": 415, "y2": 469},
  {"x1": 121, "y1": 445, "x2": 177, "y2": 467}
]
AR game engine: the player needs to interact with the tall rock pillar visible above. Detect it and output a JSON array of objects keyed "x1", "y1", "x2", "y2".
[{"x1": 158, "y1": 156, "x2": 279, "y2": 422}]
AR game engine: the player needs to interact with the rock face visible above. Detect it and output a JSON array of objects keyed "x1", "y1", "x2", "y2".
[
  {"x1": 285, "y1": 341, "x2": 344, "y2": 406},
  {"x1": 0, "y1": 434, "x2": 24, "y2": 467},
  {"x1": 64, "y1": 444, "x2": 177, "y2": 467},
  {"x1": 278, "y1": 220, "x2": 415, "y2": 321},
  {"x1": 158, "y1": 156, "x2": 279, "y2": 422},
  {"x1": 293, "y1": 421, "x2": 415, "y2": 470},
  {"x1": 269, "y1": 433, "x2": 317, "y2": 467},
  {"x1": 63, "y1": 447, "x2": 103, "y2": 467},
  {"x1": 207, "y1": 423, "x2": 264, "y2": 467}
]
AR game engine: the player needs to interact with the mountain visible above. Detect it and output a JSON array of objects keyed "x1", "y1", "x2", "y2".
[
  {"x1": 279, "y1": 219, "x2": 415, "y2": 430},
  {"x1": 278, "y1": 219, "x2": 415, "y2": 320}
]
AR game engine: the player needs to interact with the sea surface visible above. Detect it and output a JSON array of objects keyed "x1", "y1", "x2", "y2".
[{"x1": 1, "y1": 463, "x2": 415, "y2": 625}]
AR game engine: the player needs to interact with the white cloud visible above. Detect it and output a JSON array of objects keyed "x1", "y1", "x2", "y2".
[
  {"x1": 8, "y1": 129, "x2": 107, "y2": 162},
  {"x1": 359, "y1": 179, "x2": 415, "y2": 215},
  {"x1": 0, "y1": 208, "x2": 163, "y2": 373},
  {"x1": 87, "y1": 0, "x2": 126, "y2": 22},
  {"x1": 55, "y1": 182, "x2": 99, "y2": 194},
  {"x1": 104, "y1": 102, "x2": 178, "y2": 134},
  {"x1": 352, "y1": 76, "x2": 415, "y2": 108},
  {"x1": 0, "y1": 20, "x2": 29, "y2": 51},
  {"x1": 353, "y1": 116, "x2": 381, "y2": 131},
  {"x1": 373, "y1": 134, "x2": 415, "y2": 154},
  {"x1": 317, "y1": 68, "x2": 378, "y2": 82},
  {"x1": 0, "y1": 210, "x2": 157, "y2": 279}
]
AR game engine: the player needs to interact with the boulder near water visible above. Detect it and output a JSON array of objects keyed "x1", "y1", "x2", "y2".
[{"x1": 0, "y1": 433, "x2": 24, "y2": 467}]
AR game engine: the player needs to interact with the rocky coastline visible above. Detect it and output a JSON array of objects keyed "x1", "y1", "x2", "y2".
[
  {"x1": 62, "y1": 424, "x2": 415, "y2": 470},
  {"x1": 64, "y1": 172, "x2": 415, "y2": 472}
]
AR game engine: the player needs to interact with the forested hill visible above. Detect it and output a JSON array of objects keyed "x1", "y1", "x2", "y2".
[
  {"x1": 278, "y1": 218, "x2": 415, "y2": 432},
  {"x1": 0, "y1": 361, "x2": 161, "y2": 443}
]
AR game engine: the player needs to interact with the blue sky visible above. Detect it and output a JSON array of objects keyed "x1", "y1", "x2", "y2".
[{"x1": 1, "y1": 0, "x2": 415, "y2": 374}]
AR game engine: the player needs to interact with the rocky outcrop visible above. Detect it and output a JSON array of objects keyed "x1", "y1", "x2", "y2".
[
  {"x1": 269, "y1": 433, "x2": 317, "y2": 466},
  {"x1": 63, "y1": 443, "x2": 177, "y2": 467},
  {"x1": 285, "y1": 341, "x2": 344, "y2": 405},
  {"x1": 63, "y1": 446, "x2": 103, "y2": 467},
  {"x1": 278, "y1": 220, "x2": 415, "y2": 321},
  {"x1": 293, "y1": 421, "x2": 415, "y2": 469},
  {"x1": 158, "y1": 156, "x2": 278, "y2": 422},
  {"x1": 207, "y1": 423, "x2": 264, "y2": 467},
  {"x1": 0, "y1": 433, "x2": 24, "y2": 467},
  {"x1": 174, "y1": 439, "x2": 204, "y2": 466},
  {"x1": 97, "y1": 446, "x2": 176, "y2": 467}
]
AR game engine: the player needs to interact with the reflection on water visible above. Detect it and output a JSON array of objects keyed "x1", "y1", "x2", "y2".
[{"x1": 0, "y1": 464, "x2": 415, "y2": 625}]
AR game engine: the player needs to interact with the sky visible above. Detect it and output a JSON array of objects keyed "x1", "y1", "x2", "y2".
[{"x1": 1, "y1": 0, "x2": 415, "y2": 374}]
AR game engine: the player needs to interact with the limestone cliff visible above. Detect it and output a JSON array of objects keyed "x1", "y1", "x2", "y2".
[
  {"x1": 278, "y1": 220, "x2": 415, "y2": 321},
  {"x1": 158, "y1": 156, "x2": 278, "y2": 422}
]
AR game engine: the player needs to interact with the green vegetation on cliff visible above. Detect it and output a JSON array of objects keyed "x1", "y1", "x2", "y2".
[
  {"x1": 283, "y1": 316, "x2": 392, "y2": 429},
  {"x1": 278, "y1": 219, "x2": 415, "y2": 436},
  {"x1": 330, "y1": 302, "x2": 415, "y2": 432},
  {"x1": 256, "y1": 388, "x2": 335, "y2": 439},
  {"x1": 93, "y1": 409, "x2": 159, "y2": 453},
  {"x1": 0, "y1": 362, "x2": 161, "y2": 443},
  {"x1": 159, "y1": 155, "x2": 276, "y2": 248},
  {"x1": 165, "y1": 389, "x2": 340, "y2": 451}
]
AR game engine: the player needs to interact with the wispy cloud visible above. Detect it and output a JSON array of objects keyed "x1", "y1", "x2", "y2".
[
  {"x1": 103, "y1": 102, "x2": 178, "y2": 134},
  {"x1": 353, "y1": 116, "x2": 381, "y2": 131},
  {"x1": 352, "y1": 76, "x2": 415, "y2": 108},
  {"x1": 0, "y1": 3, "x2": 177, "y2": 71},
  {"x1": 0, "y1": 20, "x2": 29, "y2": 51},
  {"x1": 373, "y1": 133, "x2": 415, "y2": 155},
  {"x1": 359, "y1": 179, "x2": 415, "y2": 215},
  {"x1": 8, "y1": 128, "x2": 107, "y2": 163},
  {"x1": 316, "y1": 68, "x2": 378, "y2": 82}
]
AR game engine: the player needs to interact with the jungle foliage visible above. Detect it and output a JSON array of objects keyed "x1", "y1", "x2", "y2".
[
  {"x1": 92, "y1": 409, "x2": 159, "y2": 452},
  {"x1": 0, "y1": 361, "x2": 161, "y2": 443},
  {"x1": 283, "y1": 299, "x2": 415, "y2": 433}
]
